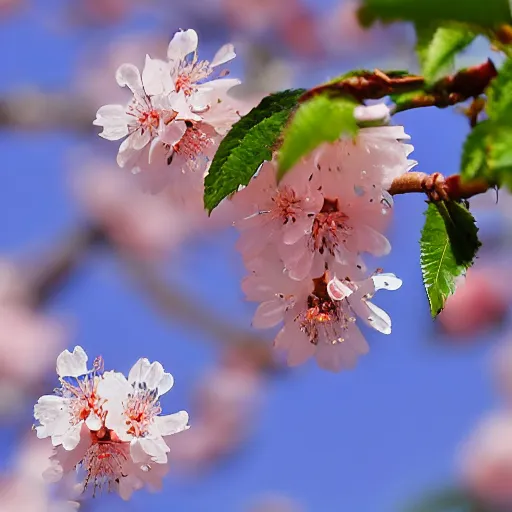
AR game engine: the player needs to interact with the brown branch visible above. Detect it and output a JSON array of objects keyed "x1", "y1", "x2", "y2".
[
  {"x1": 22, "y1": 224, "x2": 106, "y2": 308},
  {"x1": 388, "y1": 172, "x2": 491, "y2": 201},
  {"x1": 300, "y1": 60, "x2": 498, "y2": 114}
]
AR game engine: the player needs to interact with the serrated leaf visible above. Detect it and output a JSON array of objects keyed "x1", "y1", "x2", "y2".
[
  {"x1": 277, "y1": 95, "x2": 359, "y2": 180},
  {"x1": 460, "y1": 121, "x2": 492, "y2": 181},
  {"x1": 420, "y1": 201, "x2": 481, "y2": 317},
  {"x1": 419, "y1": 25, "x2": 477, "y2": 83},
  {"x1": 203, "y1": 89, "x2": 304, "y2": 213},
  {"x1": 204, "y1": 110, "x2": 290, "y2": 212},
  {"x1": 487, "y1": 57, "x2": 512, "y2": 119},
  {"x1": 358, "y1": 0, "x2": 511, "y2": 29}
]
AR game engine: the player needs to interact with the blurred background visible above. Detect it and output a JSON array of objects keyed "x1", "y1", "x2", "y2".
[{"x1": 1, "y1": 1, "x2": 512, "y2": 511}]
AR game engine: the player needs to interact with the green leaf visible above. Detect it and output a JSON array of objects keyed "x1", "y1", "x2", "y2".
[
  {"x1": 203, "y1": 89, "x2": 305, "y2": 213},
  {"x1": 460, "y1": 121, "x2": 492, "y2": 181},
  {"x1": 487, "y1": 57, "x2": 512, "y2": 119},
  {"x1": 418, "y1": 25, "x2": 477, "y2": 83},
  {"x1": 420, "y1": 201, "x2": 481, "y2": 317},
  {"x1": 358, "y1": 0, "x2": 511, "y2": 29},
  {"x1": 277, "y1": 95, "x2": 359, "y2": 180}
]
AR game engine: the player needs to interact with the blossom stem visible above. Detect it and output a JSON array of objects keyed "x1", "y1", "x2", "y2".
[{"x1": 388, "y1": 172, "x2": 491, "y2": 201}]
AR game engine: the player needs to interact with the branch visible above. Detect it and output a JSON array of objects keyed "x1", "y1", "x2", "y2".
[
  {"x1": 388, "y1": 172, "x2": 491, "y2": 201},
  {"x1": 0, "y1": 91, "x2": 95, "y2": 132},
  {"x1": 299, "y1": 60, "x2": 497, "y2": 114}
]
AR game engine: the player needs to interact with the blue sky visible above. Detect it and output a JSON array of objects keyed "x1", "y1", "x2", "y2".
[{"x1": 1, "y1": 2, "x2": 507, "y2": 511}]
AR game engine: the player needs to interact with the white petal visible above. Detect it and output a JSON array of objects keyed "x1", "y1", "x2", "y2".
[
  {"x1": 142, "y1": 55, "x2": 174, "y2": 96},
  {"x1": 137, "y1": 436, "x2": 170, "y2": 464},
  {"x1": 372, "y1": 273, "x2": 402, "y2": 292},
  {"x1": 116, "y1": 63, "x2": 144, "y2": 97},
  {"x1": 169, "y1": 90, "x2": 201, "y2": 121},
  {"x1": 128, "y1": 358, "x2": 173, "y2": 393},
  {"x1": 34, "y1": 395, "x2": 71, "y2": 439},
  {"x1": 167, "y1": 29, "x2": 198, "y2": 62},
  {"x1": 117, "y1": 136, "x2": 140, "y2": 168},
  {"x1": 93, "y1": 104, "x2": 130, "y2": 140},
  {"x1": 56, "y1": 346, "x2": 88, "y2": 378},
  {"x1": 211, "y1": 43, "x2": 236, "y2": 68},
  {"x1": 358, "y1": 300, "x2": 392, "y2": 334},
  {"x1": 129, "y1": 128, "x2": 152, "y2": 151},
  {"x1": 158, "y1": 121, "x2": 187, "y2": 147},
  {"x1": 155, "y1": 411, "x2": 189, "y2": 436},
  {"x1": 61, "y1": 422, "x2": 83, "y2": 451},
  {"x1": 354, "y1": 103, "x2": 391, "y2": 124}
]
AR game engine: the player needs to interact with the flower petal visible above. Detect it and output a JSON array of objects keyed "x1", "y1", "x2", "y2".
[
  {"x1": 372, "y1": 273, "x2": 402, "y2": 292},
  {"x1": 167, "y1": 29, "x2": 198, "y2": 62},
  {"x1": 142, "y1": 55, "x2": 174, "y2": 96},
  {"x1": 252, "y1": 300, "x2": 286, "y2": 329},
  {"x1": 155, "y1": 411, "x2": 189, "y2": 436},
  {"x1": 56, "y1": 346, "x2": 88, "y2": 378},
  {"x1": 211, "y1": 43, "x2": 236, "y2": 68},
  {"x1": 136, "y1": 436, "x2": 170, "y2": 464},
  {"x1": 116, "y1": 63, "x2": 144, "y2": 97},
  {"x1": 93, "y1": 104, "x2": 129, "y2": 140}
]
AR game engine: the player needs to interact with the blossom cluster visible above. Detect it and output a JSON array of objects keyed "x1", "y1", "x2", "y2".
[
  {"x1": 232, "y1": 112, "x2": 415, "y2": 371},
  {"x1": 93, "y1": 28, "x2": 240, "y2": 197},
  {"x1": 33, "y1": 346, "x2": 189, "y2": 500}
]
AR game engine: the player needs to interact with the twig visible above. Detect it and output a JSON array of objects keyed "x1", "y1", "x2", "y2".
[{"x1": 388, "y1": 172, "x2": 491, "y2": 201}]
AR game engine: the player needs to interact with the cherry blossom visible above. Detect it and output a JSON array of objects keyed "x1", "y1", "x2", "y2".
[
  {"x1": 243, "y1": 247, "x2": 401, "y2": 371},
  {"x1": 34, "y1": 347, "x2": 189, "y2": 500},
  {"x1": 93, "y1": 28, "x2": 241, "y2": 194},
  {"x1": 98, "y1": 358, "x2": 189, "y2": 464}
]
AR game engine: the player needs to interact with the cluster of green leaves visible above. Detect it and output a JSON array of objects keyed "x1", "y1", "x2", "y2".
[{"x1": 461, "y1": 58, "x2": 512, "y2": 187}]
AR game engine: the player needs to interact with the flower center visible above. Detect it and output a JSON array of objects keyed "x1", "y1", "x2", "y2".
[
  {"x1": 124, "y1": 389, "x2": 161, "y2": 438},
  {"x1": 173, "y1": 123, "x2": 212, "y2": 159},
  {"x1": 175, "y1": 60, "x2": 212, "y2": 95},
  {"x1": 311, "y1": 198, "x2": 351, "y2": 255},
  {"x1": 138, "y1": 109, "x2": 160, "y2": 131},
  {"x1": 299, "y1": 274, "x2": 354, "y2": 345},
  {"x1": 272, "y1": 187, "x2": 302, "y2": 223}
]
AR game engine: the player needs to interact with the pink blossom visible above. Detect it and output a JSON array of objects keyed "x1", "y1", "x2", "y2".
[
  {"x1": 243, "y1": 249, "x2": 401, "y2": 371},
  {"x1": 232, "y1": 161, "x2": 324, "y2": 262},
  {"x1": 460, "y1": 412, "x2": 512, "y2": 507},
  {"x1": 438, "y1": 268, "x2": 508, "y2": 337},
  {"x1": 0, "y1": 306, "x2": 65, "y2": 389},
  {"x1": 73, "y1": 165, "x2": 185, "y2": 260},
  {"x1": 0, "y1": 436, "x2": 79, "y2": 512}
]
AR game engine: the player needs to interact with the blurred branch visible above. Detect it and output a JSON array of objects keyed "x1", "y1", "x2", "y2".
[
  {"x1": 0, "y1": 91, "x2": 94, "y2": 132},
  {"x1": 21, "y1": 223, "x2": 277, "y2": 371},
  {"x1": 25, "y1": 224, "x2": 105, "y2": 307},
  {"x1": 119, "y1": 256, "x2": 279, "y2": 373}
]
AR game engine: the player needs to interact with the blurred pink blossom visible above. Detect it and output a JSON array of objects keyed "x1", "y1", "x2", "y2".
[
  {"x1": 73, "y1": 165, "x2": 186, "y2": 260},
  {"x1": 438, "y1": 269, "x2": 508, "y2": 337},
  {"x1": 0, "y1": 306, "x2": 65, "y2": 405},
  {"x1": 460, "y1": 412, "x2": 512, "y2": 508},
  {"x1": 0, "y1": 435, "x2": 79, "y2": 512},
  {"x1": 246, "y1": 493, "x2": 304, "y2": 512},
  {"x1": 172, "y1": 347, "x2": 263, "y2": 471}
]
